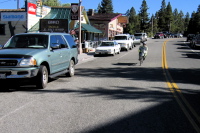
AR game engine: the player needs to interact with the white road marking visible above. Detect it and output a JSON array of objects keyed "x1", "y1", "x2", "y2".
[{"x1": 0, "y1": 100, "x2": 35, "y2": 122}]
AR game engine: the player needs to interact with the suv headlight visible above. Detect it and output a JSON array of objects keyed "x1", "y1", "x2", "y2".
[{"x1": 20, "y1": 58, "x2": 37, "y2": 66}]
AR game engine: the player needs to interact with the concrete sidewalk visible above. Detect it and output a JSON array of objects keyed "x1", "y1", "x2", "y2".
[{"x1": 77, "y1": 51, "x2": 95, "y2": 65}]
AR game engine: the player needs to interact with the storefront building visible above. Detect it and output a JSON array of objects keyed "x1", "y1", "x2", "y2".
[
  {"x1": 88, "y1": 10, "x2": 129, "y2": 40},
  {"x1": 0, "y1": 0, "x2": 102, "y2": 48}
]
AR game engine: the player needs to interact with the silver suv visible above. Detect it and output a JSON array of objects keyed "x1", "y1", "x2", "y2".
[
  {"x1": 0, "y1": 32, "x2": 78, "y2": 89},
  {"x1": 134, "y1": 33, "x2": 147, "y2": 42}
]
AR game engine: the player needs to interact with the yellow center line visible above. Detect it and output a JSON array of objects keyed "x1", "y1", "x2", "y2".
[{"x1": 162, "y1": 40, "x2": 200, "y2": 132}]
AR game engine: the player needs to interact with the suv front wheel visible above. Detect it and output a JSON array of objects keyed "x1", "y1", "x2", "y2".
[{"x1": 36, "y1": 65, "x2": 48, "y2": 89}]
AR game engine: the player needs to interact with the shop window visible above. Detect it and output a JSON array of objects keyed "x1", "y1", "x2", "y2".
[{"x1": 0, "y1": 24, "x2": 5, "y2": 35}]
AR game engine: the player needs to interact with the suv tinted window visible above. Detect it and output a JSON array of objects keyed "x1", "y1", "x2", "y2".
[
  {"x1": 50, "y1": 35, "x2": 58, "y2": 47},
  {"x1": 64, "y1": 35, "x2": 77, "y2": 48},
  {"x1": 56, "y1": 35, "x2": 68, "y2": 48}
]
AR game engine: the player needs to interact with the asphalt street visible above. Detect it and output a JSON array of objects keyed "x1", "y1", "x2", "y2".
[{"x1": 0, "y1": 38, "x2": 200, "y2": 133}]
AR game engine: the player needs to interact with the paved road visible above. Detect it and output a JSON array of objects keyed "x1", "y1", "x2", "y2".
[{"x1": 0, "y1": 38, "x2": 199, "y2": 133}]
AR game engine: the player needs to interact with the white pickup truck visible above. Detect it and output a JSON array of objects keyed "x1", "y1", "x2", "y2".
[{"x1": 114, "y1": 34, "x2": 134, "y2": 51}]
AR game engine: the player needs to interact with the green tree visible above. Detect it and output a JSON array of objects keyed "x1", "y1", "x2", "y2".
[
  {"x1": 148, "y1": 14, "x2": 158, "y2": 37},
  {"x1": 165, "y1": 2, "x2": 173, "y2": 32},
  {"x1": 98, "y1": 0, "x2": 113, "y2": 13},
  {"x1": 177, "y1": 10, "x2": 185, "y2": 33},
  {"x1": 184, "y1": 12, "x2": 190, "y2": 33},
  {"x1": 62, "y1": 3, "x2": 71, "y2": 7},
  {"x1": 124, "y1": 7, "x2": 140, "y2": 34},
  {"x1": 187, "y1": 11, "x2": 196, "y2": 34},
  {"x1": 193, "y1": 5, "x2": 200, "y2": 34},
  {"x1": 171, "y1": 8, "x2": 179, "y2": 33},
  {"x1": 138, "y1": 0, "x2": 149, "y2": 32},
  {"x1": 43, "y1": 0, "x2": 61, "y2": 6},
  {"x1": 157, "y1": 0, "x2": 167, "y2": 31}
]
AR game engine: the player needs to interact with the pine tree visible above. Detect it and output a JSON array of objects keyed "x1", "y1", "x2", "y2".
[
  {"x1": 177, "y1": 10, "x2": 185, "y2": 33},
  {"x1": 187, "y1": 12, "x2": 196, "y2": 34},
  {"x1": 165, "y1": 2, "x2": 173, "y2": 32},
  {"x1": 98, "y1": 0, "x2": 114, "y2": 13},
  {"x1": 184, "y1": 12, "x2": 190, "y2": 34},
  {"x1": 138, "y1": 0, "x2": 149, "y2": 32},
  {"x1": 194, "y1": 5, "x2": 200, "y2": 34},
  {"x1": 157, "y1": 0, "x2": 167, "y2": 31},
  {"x1": 124, "y1": 7, "x2": 140, "y2": 34},
  {"x1": 170, "y1": 8, "x2": 178, "y2": 33}
]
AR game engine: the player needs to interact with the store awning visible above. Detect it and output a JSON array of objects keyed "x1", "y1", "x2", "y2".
[{"x1": 76, "y1": 23, "x2": 102, "y2": 33}]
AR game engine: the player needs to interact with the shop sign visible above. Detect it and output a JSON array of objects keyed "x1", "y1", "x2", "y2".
[
  {"x1": 1, "y1": 12, "x2": 26, "y2": 21},
  {"x1": 40, "y1": 19, "x2": 68, "y2": 32},
  {"x1": 28, "y1": 2, "x2": 37, "y2": 15},
  {"x1": 28, "y1": 0, "x2": 43, "y2": 17},
  {"x1": 118, "y1": 16, "x2": 128, "y2": 24}
]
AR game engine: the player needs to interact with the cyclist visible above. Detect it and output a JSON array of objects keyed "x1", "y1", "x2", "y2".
[{"x1": 138, "y1": 42, "x2": 148, "y2": 60}]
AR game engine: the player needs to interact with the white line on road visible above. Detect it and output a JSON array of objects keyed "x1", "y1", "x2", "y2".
[
  {"x1": 184, "y1": 42, "x2": 200, "y2": 56},
  {"x1": 0, "y1": 100, "x2": 35, "y2": 122},
  {"x1": 115, "y1": 52, "x2": 130, "y2": 60}
]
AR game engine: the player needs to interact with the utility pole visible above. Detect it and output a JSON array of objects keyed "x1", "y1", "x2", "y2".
[
  {"x1": 17, "y1": 0, "x2": 20, "y2": 9},
  {"x1": 78, "y1": 0, "x2": 82, "y2": 54}
]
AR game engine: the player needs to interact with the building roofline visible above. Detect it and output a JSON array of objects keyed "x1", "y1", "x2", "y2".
[
  {"x1": 110, "y1": 14, "x2": 122, "y2": 22},
  {"x1": 0, "y1": 9, "x2": 25, "y2": 12}
]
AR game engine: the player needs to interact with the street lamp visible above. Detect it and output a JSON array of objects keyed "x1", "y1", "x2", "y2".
[{"x1": 78, "y1": 0, "x2": 82, "y2": 54}]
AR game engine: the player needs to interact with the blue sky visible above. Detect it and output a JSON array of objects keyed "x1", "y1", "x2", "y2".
[{"x1": 0, "y1": 0, "x2": 199, "y2": 16}]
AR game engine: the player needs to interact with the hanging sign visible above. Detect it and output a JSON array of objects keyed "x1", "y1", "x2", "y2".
[{"x1": 71, "y1": 3, "x2": 79, "y2": 20}]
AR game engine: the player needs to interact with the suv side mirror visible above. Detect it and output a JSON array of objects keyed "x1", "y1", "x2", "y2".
[{"x1": 51, "y1": 43, "x2": 60, "y2": 49}]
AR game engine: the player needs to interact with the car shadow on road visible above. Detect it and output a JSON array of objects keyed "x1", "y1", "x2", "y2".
[{"x1": 175, "y1": 42, "x2": 200, "y2": 59}]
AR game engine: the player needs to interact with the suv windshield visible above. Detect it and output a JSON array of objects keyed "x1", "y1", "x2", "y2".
[
  {"x1": 4, "y1": 35, "x2": 48, "y2": 49},
  {"x1": 114, "y1": 36, "x2": 127, "y2": 40}
]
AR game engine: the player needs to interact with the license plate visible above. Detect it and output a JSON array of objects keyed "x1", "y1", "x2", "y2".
[{"x1": 0, "y1": 74, "x2": 6, "y2": 79}]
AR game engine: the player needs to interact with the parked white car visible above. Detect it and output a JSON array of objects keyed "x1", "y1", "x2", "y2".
[{"x1": 94, "y1": 40, "x2": 120, "y2": 56}]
